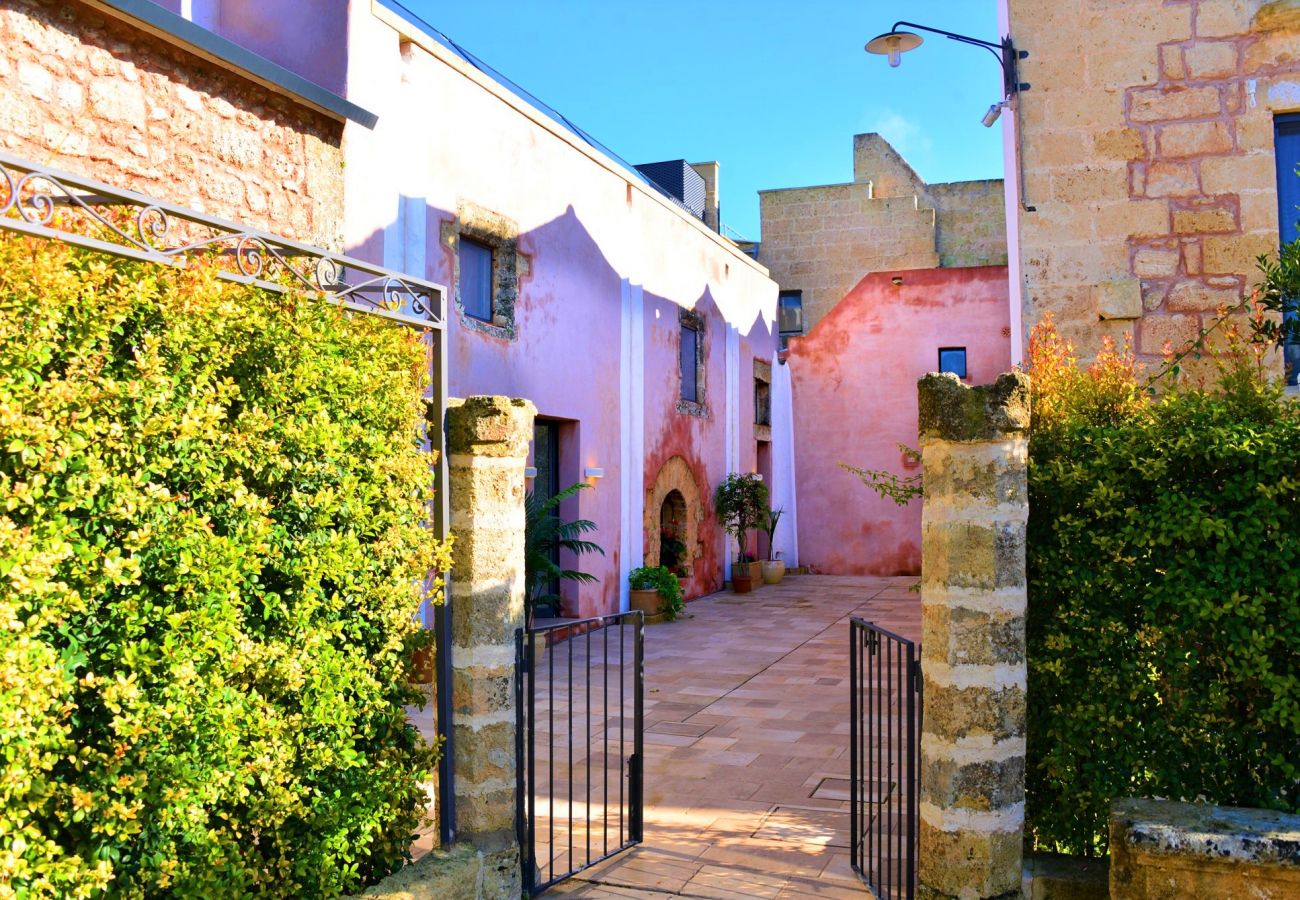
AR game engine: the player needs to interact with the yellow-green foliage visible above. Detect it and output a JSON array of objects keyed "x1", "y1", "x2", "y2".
[
  {"x1": 0, "y1": 234, "x2": 451, "y2": 897},
  {"x1": 1025, "y1": 315, "x2": 1300, "y2": 856}
]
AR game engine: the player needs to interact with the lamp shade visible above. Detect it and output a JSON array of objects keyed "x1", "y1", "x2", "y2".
[{"x1": 864, "y1": 30, "x2": 924, "y2": 63}]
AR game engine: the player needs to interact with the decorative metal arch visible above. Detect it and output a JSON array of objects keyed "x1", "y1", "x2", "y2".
[
  {"x1": 0, "y1": 147, "x2": 458, "y2": 846},
  {"x1": 0, "y1": 149, "x2": 445, "y2": 331}
]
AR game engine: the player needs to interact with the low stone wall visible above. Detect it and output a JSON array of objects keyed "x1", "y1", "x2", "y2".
[
  {"x1": 358, "y1": 845, "x2": 518, "y2": 900},
  {"x1": 1110, "y1": 798, "x2": 1300, "y2": 899}
]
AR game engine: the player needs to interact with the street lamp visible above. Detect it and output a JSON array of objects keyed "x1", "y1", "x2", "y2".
[{"x1": 864, "y1": 20, "x2": 1029, "y2": 110}]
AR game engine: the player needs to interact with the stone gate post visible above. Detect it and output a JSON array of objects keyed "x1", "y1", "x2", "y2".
[
  {"x1": 446, "y1": 395, "x2": 536, "y2": 854},
  {"x1": 916, "y1": 372, "x2": 1031, "y2": 899}
]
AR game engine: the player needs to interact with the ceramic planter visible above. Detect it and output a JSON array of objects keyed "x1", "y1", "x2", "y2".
[
  {"x1": 731, "y1": 572, "x2": 753, "y2": 593},
  {"x1": 629, "y1": 588, "x2": 665, "y2": 623},
  {"x1": 761, "y1": 560, "x2": 786, "y2": 584}
]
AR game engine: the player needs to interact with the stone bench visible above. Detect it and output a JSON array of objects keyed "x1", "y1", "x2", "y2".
[{"x1": 1110, "y1": 798, "x2": 1300, "y2": 899}]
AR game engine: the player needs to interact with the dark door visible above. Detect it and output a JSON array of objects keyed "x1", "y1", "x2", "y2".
[
  {"x1": 1275, "y1": 114, "x2": 1300, "y2": 383},
  {"x1": 532, "y1": 422, "x2": 561, "y2": 616}
]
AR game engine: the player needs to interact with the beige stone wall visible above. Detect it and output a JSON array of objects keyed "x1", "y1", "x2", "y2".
[
  {"x1": 0, "y1": 0, "x2": 344, "y2": 248},
  {"x1": 1008, "y1": 0, "x2": 1300, "y2": 363},
  {"x1": 758, "y1": 134, "x2": 1006, "y2": 332}
]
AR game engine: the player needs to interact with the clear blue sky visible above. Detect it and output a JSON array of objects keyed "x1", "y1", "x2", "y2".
[{"x1": 398, "y1": 1, "x2": 1005, "y2": 240}]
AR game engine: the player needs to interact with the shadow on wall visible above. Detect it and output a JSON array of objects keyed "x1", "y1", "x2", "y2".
[{"x1": 350, "y1": 200, "x2": 771, "y2": 615}]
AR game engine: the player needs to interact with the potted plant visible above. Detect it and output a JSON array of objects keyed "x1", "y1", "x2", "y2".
[
  {"x1": 628, "y1": 565, "x2": 685, "y2": 622},
  {"x1": 713, "y1": 473, "x2": 769, "y2": 593},
  {"x1": 524, "y1": 482, "x2": 604, "y2": 651},
  {"x1": 761, "y1": 506, "x2": 786, "y2": 584}
]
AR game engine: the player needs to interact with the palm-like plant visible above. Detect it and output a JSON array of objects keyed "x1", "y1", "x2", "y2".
[{"x1": 524, "y1": 482, "x2": 604, "y2": 624}]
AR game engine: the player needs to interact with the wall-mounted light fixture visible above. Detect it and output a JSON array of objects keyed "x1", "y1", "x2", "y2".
[
  {"x1": 584, "y1": 467, "x2": 605, "y2": 480},
  {"x1": 866, "y1": 19, "x2": 1035, "y2": 212},
  {"x1": 864, "y1": 21, "x2": 1029, "y2": 101}
]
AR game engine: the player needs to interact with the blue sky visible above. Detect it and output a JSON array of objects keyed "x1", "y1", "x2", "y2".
[{"x1": 398, "y1": 1, "x2": 1005, "y2": 240}]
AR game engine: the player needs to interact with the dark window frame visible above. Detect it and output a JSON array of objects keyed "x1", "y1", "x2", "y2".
[
  {"x1": 677, "y1": 309, "x2": 708, "y2": 416},
  {"x1": 754, "y1": 376, "x2": 772, "y2": 427},
  {"x1": 938, "y1": 347, "x2": 968, "y2": 379},
  {"x1": 458, "y1": 234, "x2": 495, "y2": 323}
]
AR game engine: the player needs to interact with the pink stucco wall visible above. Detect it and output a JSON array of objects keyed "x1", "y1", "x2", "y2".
[
  {"x1": 342, "y1": 8, "x2": 778, "y2": 616},
  {"x1": 787, "y1": 266, "x2": 1011, "y2": 575}
]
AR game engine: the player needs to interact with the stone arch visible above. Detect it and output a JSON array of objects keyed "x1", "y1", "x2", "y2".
[{"x1": 645, "y1": 456, "x2": 703, "y2": 581}]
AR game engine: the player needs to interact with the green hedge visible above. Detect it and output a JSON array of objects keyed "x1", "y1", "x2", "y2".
[
  {"x1": 1025, "y1": 328, "x2": 1300, "y2": 855},
  {"x1": 0, "y1": 235, "x2": 450, "y2": 896}
]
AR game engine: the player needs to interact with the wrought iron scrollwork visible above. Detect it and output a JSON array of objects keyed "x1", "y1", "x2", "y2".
[{"x1": 0, "y1": 150, "x2": 446, "y2": 330}]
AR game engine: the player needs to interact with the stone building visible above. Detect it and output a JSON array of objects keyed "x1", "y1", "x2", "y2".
[
  {"x1": 0, "y1": 0, "x2": 366, "y2": 249},
  {"x1": 757, "y1": 133, "x2": 1008, "y2": 338},
  {"x1": 755, "y1": 135, "x2": 1010, "y2": 576},
  {"x1": 1001, "y1": 0, "x2": 1300, "y2": 374}
]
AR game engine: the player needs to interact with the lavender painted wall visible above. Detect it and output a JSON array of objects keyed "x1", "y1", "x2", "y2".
[
  {"x1": 787, "y1": 266, "x2": 1011, "y2": 576},
  {"x1": 342, "y1": 5, "x2": 781, "y2": 616}
]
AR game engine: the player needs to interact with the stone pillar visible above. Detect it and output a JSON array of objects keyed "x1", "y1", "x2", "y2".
[
  {"x1": 916, "y1": 372, "x2": 1031, "y2": 900},
  {"x1": 446, "y1": 395, "x2": 536, "y2": 854}
]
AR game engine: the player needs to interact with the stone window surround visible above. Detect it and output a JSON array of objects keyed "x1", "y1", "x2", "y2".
[
  {"x1": 441, "y1": 201, "x2": 529, "y2": 340},
  {"x1": 677, "y1": 308, "x2": 708, "y2": 418}
]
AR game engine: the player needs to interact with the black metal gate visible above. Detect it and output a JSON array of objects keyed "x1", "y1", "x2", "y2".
[
  {"x1": 850, "y1": 618, "x2": 921, "y2": 899},
  {"x1": 516, "y1": 611, "x2": 644, "y2": 896}
]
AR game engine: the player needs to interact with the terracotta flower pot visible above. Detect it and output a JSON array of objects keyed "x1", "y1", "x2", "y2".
[
  {"x1": 761, "y1": 560, "x2": 786, "y2": 584},
  {"x1": 731, "y1": 572, "x2": 753, "y2": 593}
]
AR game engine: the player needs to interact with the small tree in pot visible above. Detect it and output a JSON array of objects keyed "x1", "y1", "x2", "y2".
[
  {"x1": 713, "y1": 473, "x2": 769, "y2": 592},
  {"x1": 761, "y1": 506, "x2": 786, "y2": 584}
]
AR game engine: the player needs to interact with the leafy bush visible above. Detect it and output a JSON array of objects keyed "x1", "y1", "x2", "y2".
[
  {"x1": 628, "y1": 566, "x2": 684, "y2": 621},
  {"x1": 1025, "y1": 315, "x2": 1300, "y2": 856},
  {"x1": 0, "y1": 235, "x2": 451, "y2": 897}
]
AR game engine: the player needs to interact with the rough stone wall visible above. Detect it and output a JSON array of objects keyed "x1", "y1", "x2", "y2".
[
  {"x1": 932, "y1": 180, "x2": 1010, "y2": 269},
  {"x1": 1109, "y1": 798, "x2": 1300, "y2": 899},
  {"x1": 0, "y1": 0, "x2": 344, "y2": 248},
  {"x1": 1008, "y1": 0, "x2": 1300, "y2": 364},
  {"x1": 758, "y1": 134, "x2": 1007, "y2": 332}
]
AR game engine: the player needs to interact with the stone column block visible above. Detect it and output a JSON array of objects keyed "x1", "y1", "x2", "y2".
[
  {"x1": 917, "y1": 372, "x2": 1030, "y2": 900},
  {"x1": 446, "y1": 395, "x2": 536, "y2": 854}
]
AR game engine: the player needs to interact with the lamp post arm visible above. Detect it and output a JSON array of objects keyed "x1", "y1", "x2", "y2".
[
  {"x1": 887, "y1": 20, "x2": 1028, "y2": 97},
  {"x1": 889, "y1": 21, "x2": 1003, "y2": 52}
]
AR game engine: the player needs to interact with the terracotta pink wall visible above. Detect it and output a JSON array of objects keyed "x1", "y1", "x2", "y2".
[
  {"x1": 787, "y1": 266, "x2": 1011, "y2": 575},
  {"x1": 342, "y1": 10, "x2": 778, "y2": 616}
]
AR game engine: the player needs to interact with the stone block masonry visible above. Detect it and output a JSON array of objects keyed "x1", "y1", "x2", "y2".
[
  {"x1": 446, "y1": 396, "x2": 535, "y2": 858},
  {"x1": 355, "y1": 396, "x2": 534, "y2": 898},
  {"x1": 0, "y1": 0, "x2": 344, "y2": 248},
  {"x1": 917, "y1": 372, "x2": 1030, "y2": 900},
  {"x1": 1009, "y1": 0, "x2": 1300, "y2": 367}
]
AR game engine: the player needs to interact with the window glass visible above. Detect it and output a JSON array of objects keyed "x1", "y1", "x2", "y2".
[
  {"x1": 939, "y1": 347, "x2": 968, "y2": 379},
  {"x1": 755, "y1": 378, "x2": 771, "y2": 426},
  {"x1": 778, "y1": 291, "x2": 803, "y2": 335},
  {"x1": 680, "y1": 324, "x2": 699, "y2": 402},
  {"x1": 459, "y1": 237, "x2": 494, "y2": 322}
]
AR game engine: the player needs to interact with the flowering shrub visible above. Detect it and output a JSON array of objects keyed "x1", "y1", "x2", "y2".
[
  {"x1": 1025, "y1": 313, "x2": 1300, "y2": 856},
  {"x1": 0, "y1": 235, "x2": 450, "y2": 896}
]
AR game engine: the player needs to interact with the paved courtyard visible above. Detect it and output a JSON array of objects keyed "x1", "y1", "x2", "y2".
[{"x1": 540, "y1": 574, "x2": 920, "y2": 899}]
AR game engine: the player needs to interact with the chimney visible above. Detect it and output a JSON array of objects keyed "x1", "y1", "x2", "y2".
[{"x1": 690, "y1": 161, "x2": 720, "y2": 232}]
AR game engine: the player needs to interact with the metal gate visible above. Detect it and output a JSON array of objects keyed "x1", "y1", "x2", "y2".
[
  {"x1": 516, "y1": 611, "x2": 644, "y2": 896},
  {"x1": 850, "y1": 618, "x2": 921, "y2": 899}
]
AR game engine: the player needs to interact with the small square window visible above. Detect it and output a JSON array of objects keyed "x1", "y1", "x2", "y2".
[
  {"x1": 459, "y1": 236, "x2": 494, "y2": 322},
  {"x1": 939, "y1": 347, "x2": 968, "y2": 379},
  {"x1": 778, "y1": 290, "x2": 803, "y2": 336},
  {"x1": 681, "y1": 322, "x2": 699, "y2": 403}
]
